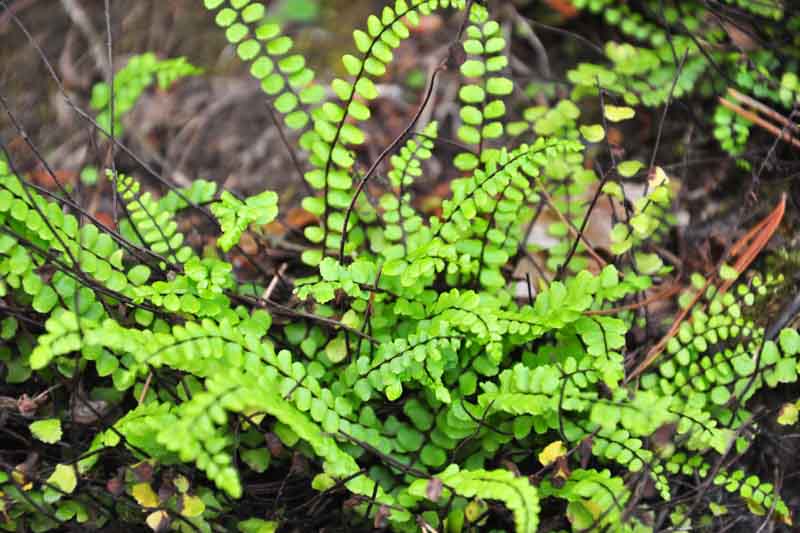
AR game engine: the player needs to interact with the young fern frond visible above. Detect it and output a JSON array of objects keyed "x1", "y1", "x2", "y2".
[
  {"x1": 299, "y1": 0, "x2": 467, "y2": 266},
  {"x1": 200, "y1": 0, "x2": 323, "y2": 131},
  {"x1": 455, "y1": 5, "x2": 511, "y2": 172},
  {"x1": 116, "y1": 172, "x2": 193, "y2": 264},
  {"x1": 90, "y1": 53, "x2": 202, "y2": 133},
  {"x1": 372, "y1": 121, "x2": 438, "y2": 257}
]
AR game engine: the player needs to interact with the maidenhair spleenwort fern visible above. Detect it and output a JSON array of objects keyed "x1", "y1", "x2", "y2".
[{"x1": 2, "y1": 1, "x2": 799, "y2": 532}]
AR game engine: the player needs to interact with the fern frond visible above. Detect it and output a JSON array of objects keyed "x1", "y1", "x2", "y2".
[
  {"x1": 200, "y1": 0, "x2": 323, "y2": 131},
  {"x1": 90, "y1": 52, "x2": 201, "y2": 133},
  {"x1": 455, "y1": 6, "x2": 511, "y2": 171},
  {"x1": 116, "y1": 171, "x2": 193, "y2": 264},
  {"x1": 410, "y1": 466, "x2": 540, "y2": 533}
]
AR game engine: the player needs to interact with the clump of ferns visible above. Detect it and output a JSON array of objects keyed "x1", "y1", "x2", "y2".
[{"x1": 1, "y1": 0, "x2": 799, "y2": 532}]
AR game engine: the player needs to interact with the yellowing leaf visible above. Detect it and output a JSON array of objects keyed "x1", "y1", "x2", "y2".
[
  {"x1": 709, "y1": 502, "x2": 728, "y2": 516},
  {"x1": 538, "y1": 440, "x2": 566, "y2": 466},
  {"x1": 173, "y1": 474, "x2": 190, "y2": 493},
  {"x1": 604, "y1": 105, "x2": 635, "y2": 122},
  {"x1": 12, "y1": 469, "x2": 33, "y2": 491},
  {"x1": 146, "y1": 510, "x2": 170, "y2": 532},
  {"x1": 132, "y1": 482, "x2": 159, "y2": 508},
  {"x1": 745, "y1": 497, "x2": 766, "y2": 516},
  {"x1": 566, "y1": 500, "x2": 596, "y2": 529},
  {"x1": 180, "y1": 494, "x2": 206, "y2": 517},
  {"x1": 649, "y1": 166, "x2": 668, "y2": 189},
  {"x1": 47, "y1": 464, "x2": 77, "y2": 494},
  {"x1": 464, "y1": 498, "x2": 488, "y2": 523},
  {"x1": 583, "y1": 500, "x2": 603, "y2": 519},
  {"x1": 777, "y1": 402, "x2": 799, "y2": 426}
]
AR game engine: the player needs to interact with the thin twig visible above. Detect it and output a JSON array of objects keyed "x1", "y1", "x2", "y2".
[
  {"x1": 538, "y1": 185, "x2": 607, "y2": 268},
  {"x1": 60, "y1": 0, "x2": 110, "y2": 74},
  {"x1": 339, "y1": 60, "x2": 446, "y2": 261}
]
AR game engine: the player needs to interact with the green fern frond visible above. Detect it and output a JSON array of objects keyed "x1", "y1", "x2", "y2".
[
  {"x1": 90, "y1": 52, "x2": 201, "y2": 133},
  {"x1": 455, "y1": 6, "x2": 511, "y2": 171},
  {"x1": 116, "y1": 171, "x2": 194, "y2": 264},
  {"x1": 409, "y1": 466, "x2": 540, "y2": 533},
  {"x1": 200, "y1": 0, "x2": 322, "y2": 131}
]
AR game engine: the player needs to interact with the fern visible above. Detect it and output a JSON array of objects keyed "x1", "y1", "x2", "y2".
[
  {"x1": 90, "y1": 52, "x2": 201, "y2": 134},
  {"x1": 409, "y1": 466, "x2": 540, "y2": 533},
  {"x1": 201, "y1": 0, "x2": 323, "y2": 131},
  {"x1": 455, "y1": 6, "x2": 512, "y2": 171},
  {"x1": 3, "y1": 1, "x2": 800, "y2": 532}
]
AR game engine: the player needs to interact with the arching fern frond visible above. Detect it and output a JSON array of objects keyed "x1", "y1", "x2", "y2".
[
  {"x1": 200, "y1": 0, "x2": 323, "y2": 131},
  {"x1": 409, "y1": 466, "x2": 540, "y2": 533}
]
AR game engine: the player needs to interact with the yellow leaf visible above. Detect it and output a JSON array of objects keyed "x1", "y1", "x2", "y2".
[
  {"x1": 47, "y1": 464, "x2": 77, "y2": 494},
  {"x1": 146, "y1": 510, "x2": 170, "y2": 531},
  {"x1": 777, "y1": 402, "x2": 799, "y2": 425},
  {"x1": 132, "y1": 482, "x2": 159, "y2": 508},
  {"x1": 583, "y1": 499, "x2": 602, "y2": 519},
  {"x1": 12, "y1": 469, "x2": 32, "y2": 491},
  {"x1": 464, "y1": 498, "x2": 488, "y2": 523},
  {"x1": 745, "y1": 497, "x2": 765, "y2": 516},
  {"x1": 649, "y1": 166, "x2": 668, "y2": 189},
  {"x1": 538, "y1": 440, "x2": 566, "y2": 466},
  {"x1": 173, "y1": 474, "x2": 190, "y2": 493},
  {"x1": 180, "y1": 494, "x2": 206, "y2": 517}
]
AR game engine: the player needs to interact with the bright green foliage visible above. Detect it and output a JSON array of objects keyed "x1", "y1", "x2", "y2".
[
  {"x1": 455, "y1": 4, "x2": 511, "y2": 171},
  {"x1": 210, "y1": 190, "x2": 278, "y2": 251},
  {"x1": 158, "y1": 178, "x2": 218, "y2": 214},
  {"x1": 3, "y1": 2, "x2": 800, "y2": 532},
  {"x1": 642, "y1": 274, "x2": 800, "y2": 455},
  {"x1": 201, "y1": 0, "x2": 322, "y2": 131},
  {"x1": 539, "y1": 469, "x2": 646, "y2": 532},
  {"x1": 90, "y1": 52, "x2": 201, "y2": 133},
  {"x1": 409, "y1": 466, "x2": 540, "y2": 532},
  {"x1": 116, "y1": 171, "x2": 194, "y2": 263},
  {"x1": 29, "y1": 418, "x2": 63, "y2": 444}
]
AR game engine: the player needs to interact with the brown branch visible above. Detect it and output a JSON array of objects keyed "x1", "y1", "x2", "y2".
[{"x1": 719, "y1": 96, "x2": 800, "y2": 150}]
